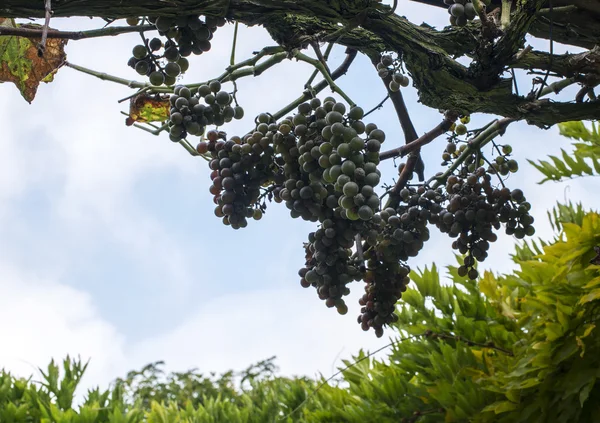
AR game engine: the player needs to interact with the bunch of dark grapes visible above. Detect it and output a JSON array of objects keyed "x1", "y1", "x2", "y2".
[
  {"x1": 358, "y1": 258, "x2": 409, "y2": 337},
  {"x1": 375, "y1": 53, "x2": 410, "y2": 92},
  {"x1": 299, "y1": 216, "x2": 367, "y2": 315},
  {"x1": 434, "y1": 167, "x2": 534, "y2": 279},
  {"x1": 443, "y1": 0, "x2": 478, "y2": 27},
  {"x1": 199, "y1": 129, "x2": 278, "y2": 229},
  {"x1": 127, "y1": 15, "x2": 225, "y2": 85},
  {"x1": 167, "y1": 82, "x2": 244, "y2": 142},
  {"x1": 357, "y1": 186, "x2": 444, "y2": 336}
]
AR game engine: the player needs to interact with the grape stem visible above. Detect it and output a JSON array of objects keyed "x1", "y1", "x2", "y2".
[
  {"x1": 429, "y1": 117, "x2": 516, "y2": 188},
  {"x1": 270, "y1": 48, "x2": 357, "y2": 122},
  {"x1": 293, "y1": 52, "x2": 356, "y2": 107},
  {"x1": 305, "y1": 42, "x2": 334, "y2": 88},
  {"x1": 230, "y1": 22, "x2": 239, "y2": 67},
  {"x1": 362, "y1": 94, "x2": 390, "y2": 119},
  {"x1": 379, "y1": 117, "x2": 456, "y2": 161},
  {"x1": 37, "y1": 0, "x2": 52, "y2": 57},
  {"x1": 0, "y1": 23, "x2": 156, "y2": 40}
]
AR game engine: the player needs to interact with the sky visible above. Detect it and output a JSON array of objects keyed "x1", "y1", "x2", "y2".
[{"x1": 1, "y1": 0, "x2": 599, "y2": 397}]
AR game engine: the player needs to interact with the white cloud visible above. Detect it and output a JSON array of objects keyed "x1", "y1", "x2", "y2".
[{"x1": 0, "y1": 262, "x2": 127, "y2": 392}]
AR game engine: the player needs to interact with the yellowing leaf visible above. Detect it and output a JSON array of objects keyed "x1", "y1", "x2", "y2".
[
  {"x1": 129, "y1": 93, "x2": 170, "y2": 123},
  {"x1": 578, "y1": 288, "x2": 600, "y2": 304},
  {"x1": 0, "y1": 19, "x2": 67, "y2": 102}
]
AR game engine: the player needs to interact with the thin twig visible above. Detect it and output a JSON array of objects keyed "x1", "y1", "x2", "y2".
[
  {"x1": 363, "y1": 95, "x2": 390, "y2": 119},
  {"x1": 230, "y1": 22, "x2": 239, "y2": 67},
  {"x1": 271, "y1": 49, "x2": 357, "y2": 121},
  {"x1": 37, "y1": 0, "x2": 52, "y2": 57},
  {"x1": 380, "y1": 118, "x2": 455, "y2": 161},
  {"x1": 294, "y1": 52, "x2": 356, "y2": 107},
  {"x1": 305, "y1": 43, "x2": 334, "y2": 88}
]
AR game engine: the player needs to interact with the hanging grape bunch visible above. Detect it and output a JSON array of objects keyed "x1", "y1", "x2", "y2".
[
  {"x1": 167, "y1": 82, "x2": 244, "y2": 142},
  {"x1": 443, "y1": 0, "x2": 478, "y2": 27},
  {"x1": 434, "y1": 166, "x2": 534, "y2": 279},
  {"x1": 357, "y1": 186, "x2": 444, "y2": 336},
  {"x1": 376, "y1": 53, "x2": 409, "y2": 92},
  {"x1": 199, "y1": 128, "x2": 280, "y2": 230},
  {"x1": 127, "y1": 15, "x2": 226, "y2": 85}
]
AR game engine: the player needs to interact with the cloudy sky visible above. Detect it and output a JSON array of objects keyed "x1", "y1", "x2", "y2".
[{"x1": 1, "y1": 0, "x2": 598, "y2": 396}]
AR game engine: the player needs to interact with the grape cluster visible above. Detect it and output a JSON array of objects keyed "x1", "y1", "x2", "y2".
[
  {"x1": 376, "y1": 54, "x2": 410, "y2": 92},
  {"x1": 299, "y1": 218, "x2": 366, "y2": 315},
  {"x1": 358, "y1": 259, "x2": 407, "y2": 337},
  {"x1": 168, "y1": 82, "x2": 244, "y2": 142},
  {"x1": 127, "y1": 15, "x2": 225, "y2": 85},
  {"x1": 444, "y1": 0, "x2": 478, "y2": 27},
  {"x1": 357, "y1": 186, "x2": 444, "y2": 336},
  {"x1": 200, "y1": 130, "x2": 278, "y2": 229},
  {"x1": 434, "y1": 168, "x2": 534, "y2": 279}
]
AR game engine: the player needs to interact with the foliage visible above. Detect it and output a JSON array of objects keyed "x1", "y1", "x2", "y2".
[
  {"x1": 2, "y1": 202, "x2": 600, "y2": 422},
  {"x1": 529, "y1": 122, "x2": 600, "y2": 184}
]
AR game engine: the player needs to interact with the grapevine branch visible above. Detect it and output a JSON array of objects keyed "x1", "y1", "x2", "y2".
[
  {"x1": 379, "y1": 117, "x2": 456, "y2": 161},
  {"x1": 0, "y1": 24, "x2": 156, "y2": 40},
  {"x1": 271, "y1": 48, "x2": 357, "y2": 122},
  {"x1": 294, "y1": 52, "x2": 356, "y2": 107}
]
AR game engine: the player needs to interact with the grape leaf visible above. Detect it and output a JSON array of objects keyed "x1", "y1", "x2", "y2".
[
  {"x1": 0, "y1": 19, "x2": 67, "y2": 103},
  {"x1": 128, "y1": 93, "x2": 170, "y2": 123}
]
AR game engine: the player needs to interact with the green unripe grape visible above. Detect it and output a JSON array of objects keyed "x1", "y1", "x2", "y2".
[
  {"x1": 329, "y1": 153, "x2": 341, "y2": 165},
  {"x1": 337, "y1": 143, "x2": 351, "y2": 158},
  {"x1": 132, "y1": 44, "x2": 148, "y2": 59},
  {"x1": 341, "y1": 160, "x2": 356, "y2": 176},
  {"x1": 329, "y1": 165, "x2": 342, "y2": 180},
  {"x1": 364, "y1": 162, "x2": 377, "y2": 174},
  {"x1": 164, "y1": 46, "x2": 180, "y2": 62},
  {"x1": 215, "y1": 91, "x2": 231, "y2": 106},
  {"x1": 361, "y1": 185, "x2": 374, "y2": 197},
  {"x1": 369, "y1": 129, "x2": 386, "y2": 142},
  {"x1": 345, "y1": 208, "x2": 360, "y2": 221},
  {"x1": 198, "y1": 85, "x2": 211, "y2": 97},
  {"x1": 502, "y1": 145, "x2": 513, "y2": 155},
  {"x1": 348, "y1": 106, "x2": 364, "y2": 120},
  {"x1": 322, "y1": 168, "x2": 332, "y2": 183},
  {"x1": 349, "y1": 137, "x2": 364, "y2": 152},
  {"x1": 332, "y1": 102, "x2": 346, "y2": 115},
  {"x1": 177, "y1": 57, "x2": 190, "y2": 73},
  {"x1": 321, "y1": 125, "x2": 333, "y2": 141},
  {"x1": 325, "y1": 111, "x2": 344, "y2": 125},
  {"x1": 507, "y1": 159, "x2": 519, "y2": 172},
  {"x1": 149, "y1": 38, "x2": 162, "y2": 51},
  {"x1": 164, "y1": 62, "x2": 181, "y2": 77},
  {"x1": 234, "y1": 106, "x2": 244, "y2": 119},
  {"x1": 340, "y1": 195, "x2": 355, "y2": 209},
  {"x1": 337, "y1": 174, "x2": 351, "y2": 187},
  {"x1": 365, "y1": 172, "x2": 380, "y2": 187},
  {"x1": 350, "y1": 153, "x2": 365, "y2": 167},
  {"x1": 343, "y1": 182, "x2": 359, "y2": 197},
  {"x1": 455, "y1": 124, "x2": 467, "y2": 135},
  {"x1": 450, "y1": 3, "x2": 465, "y2": 16},
  {"x1": 135, "y1": 60, "x2": 150, "y2": 75},
  {"x1": 358, "y1": 205, "x2": 374, "y2": 220},
  {"x1": 319, "y1": 155, "x2": 331, "y2": 169},
  {"x1": 149, "y1": 71, "x2": 165, "y2": 86},
  {"x1": 389, "y1": 80, "x2": 400, "y2": 92},
  {"x1": 400, "y1": 75, "x2": 410, "y2": 87},
  {"x1": 164, "y1": 75, "x2": 177, "y2": 86},
  {"x1": 209, "y1": 80, "x2": 221, "y2": 93},
  {"x1": 126, "y1": 17, "x2": 140, "y2": 26},
  {"x1": 366, "y1": 194, "x2": 380, "y2": 210},
  {"x1": 331, "y1": 122, "x2": 345, "y2": 136},
  {"x1": 319, "y1": 142, "x2": 333, "y2": 155}
]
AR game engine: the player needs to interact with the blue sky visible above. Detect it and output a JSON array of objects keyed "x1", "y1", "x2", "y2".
[{"x1": 1, "y1": 0, "x2": 599, "y2": 393}]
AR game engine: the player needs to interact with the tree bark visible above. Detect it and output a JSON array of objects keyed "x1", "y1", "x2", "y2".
[{"x1": 1, "y1": 0, "x2": 598, "y2": 127}]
